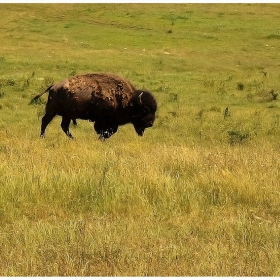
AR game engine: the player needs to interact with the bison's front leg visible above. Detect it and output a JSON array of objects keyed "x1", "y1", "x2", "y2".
[
  {"x1": 94, "y1": 122, "x2": 118, "y2": 141},
  {"x1": 61, "y1": 116, "x2": 74, "y2": 139},
  {"x1": 98, "y1": 127, "x2": 117, "y2": 141}
]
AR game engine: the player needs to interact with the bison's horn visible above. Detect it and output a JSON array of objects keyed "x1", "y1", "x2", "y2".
[{"x1": 138, "y1": 92, "x2": 143, "y2": 105}]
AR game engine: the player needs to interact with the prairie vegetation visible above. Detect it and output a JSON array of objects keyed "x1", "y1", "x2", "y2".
[{"x1": 0, "y1": 3, "x2": 280, "y2": 276}]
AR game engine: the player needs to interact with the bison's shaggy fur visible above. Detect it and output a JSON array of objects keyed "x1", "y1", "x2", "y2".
[{"x1": 32, "y1": 73, "x2": 157, "y2": 140}]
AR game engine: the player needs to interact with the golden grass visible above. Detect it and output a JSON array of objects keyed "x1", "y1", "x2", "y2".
[{"x1": 0, "y1": 127, "x2": 280, "y2": 275}]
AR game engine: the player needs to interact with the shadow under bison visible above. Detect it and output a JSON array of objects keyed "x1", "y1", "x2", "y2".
[{"x1": 32, "y1": 73, "x2": 157, "y2": 140}]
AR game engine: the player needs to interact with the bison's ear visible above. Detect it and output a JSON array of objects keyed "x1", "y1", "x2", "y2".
[{"x1": 137, "y1": 92, "x2": 143, "y2": 105}]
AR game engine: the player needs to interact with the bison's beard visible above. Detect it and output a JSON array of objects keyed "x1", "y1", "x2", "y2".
[
  {"x1": 133, "y1": 116, "x2": 155, "y2": 136},
  {"x1": 133, "y1": 124, "x2": 145, "y2": 136}
]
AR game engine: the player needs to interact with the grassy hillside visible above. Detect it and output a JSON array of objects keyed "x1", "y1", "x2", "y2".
[{"x1": 0, "y1": 3, "x2": 280, "y2": 276}]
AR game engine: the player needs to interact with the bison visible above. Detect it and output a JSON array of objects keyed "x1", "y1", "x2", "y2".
[{"x1": 32, "y1": 73, "x2": 157, "y2": 140}]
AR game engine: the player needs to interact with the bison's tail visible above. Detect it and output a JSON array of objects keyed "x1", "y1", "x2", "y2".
[{"x1": 30, "y1": 85, "x2": 53, "y2": 104}]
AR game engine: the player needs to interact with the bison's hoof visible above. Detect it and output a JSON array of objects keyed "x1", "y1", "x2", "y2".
[{"x1": 98, "y1": 135, "x2": 105, "y2": 142}]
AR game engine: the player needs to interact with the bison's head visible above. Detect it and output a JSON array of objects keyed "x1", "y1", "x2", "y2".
[{"x1": 130, "y1": 90, "x2": 157, "y2": 136}]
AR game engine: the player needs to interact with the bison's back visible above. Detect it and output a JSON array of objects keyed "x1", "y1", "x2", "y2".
[
  {"x1": 67, "y1": 73, "x2": 136, "y2": 109},
  {"x1": 46, "y1": 73, "x2": 137, "y2": 121}
]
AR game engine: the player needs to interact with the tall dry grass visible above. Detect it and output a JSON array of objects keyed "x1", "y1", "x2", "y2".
[{"x1": 0, "y1": 127, "x2": 280, "y2": 275}]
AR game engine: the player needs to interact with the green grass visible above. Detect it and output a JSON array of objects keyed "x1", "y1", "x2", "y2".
[{"x1": 1, "y1": 3, "x2": 280, "y2": 276}]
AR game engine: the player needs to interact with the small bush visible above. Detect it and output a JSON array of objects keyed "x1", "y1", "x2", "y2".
[
  {"x1": 169, "y1": 93, "x2": 178, "y2": 102},
  {"x1": 237, "y1": 83, "x2": 244, "y2": 91},
  {"x1": 0, "y1": 78, "x2": 15, "y2": 87},
  {"x1": 228, "y1": 130, "x2": 250, "y2": 144},
  {"x1": 270, "y1": 90, "x2": 278, "y2": 100}
]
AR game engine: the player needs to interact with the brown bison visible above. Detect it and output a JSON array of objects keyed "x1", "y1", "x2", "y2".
[{"x1": 32, "y1": 73, "x2": 157, "y2": 140}]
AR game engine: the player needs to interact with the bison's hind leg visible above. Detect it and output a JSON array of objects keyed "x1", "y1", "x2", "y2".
[
  {"x1": 40, "y1": 112, "x2": 56, "y2": 137},
  {"x1": 61, "y1": 116, "x2": 74, "y2": 139}
]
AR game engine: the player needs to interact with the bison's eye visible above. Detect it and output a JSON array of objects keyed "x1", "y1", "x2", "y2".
[{"x1": 143, "y1": 106, "x2": 151, "y2": 114}]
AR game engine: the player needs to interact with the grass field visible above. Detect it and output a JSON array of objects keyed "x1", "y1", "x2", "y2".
[{"x1": 1, "y1": 3, "x2": 280, "y2": 276}]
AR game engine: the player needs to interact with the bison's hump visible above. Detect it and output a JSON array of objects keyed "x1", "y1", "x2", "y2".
[{"x1": 67, "y1": 73, "x2": 136, "y2": 108}]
